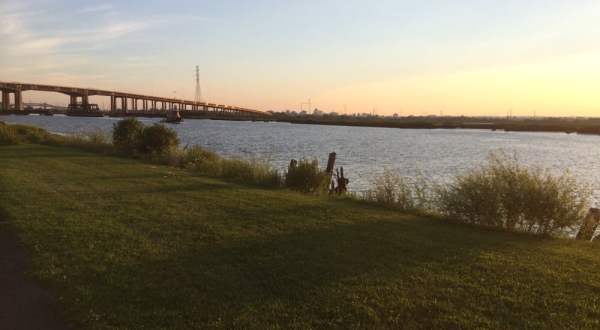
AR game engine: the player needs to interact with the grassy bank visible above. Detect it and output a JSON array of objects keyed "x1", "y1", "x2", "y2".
[{"x1": 1, "y1": 144, "x2": 600, "y2": 329}]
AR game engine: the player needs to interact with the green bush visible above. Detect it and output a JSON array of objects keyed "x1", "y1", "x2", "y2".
[
  {"x1": 113, "y1": 118, "x2": 144, "y2": 154},
  {"x1": 139, "y1": 124, "x2": 179, "y2": 155},
  {"x1": 0, "y1": 125, "x2": 19, "y2": 145},
  {"x1": 285, "y1": 159, "x2": 330, "y2": 194},
  {"x1": 437, "y1": 153, "x2": 590, "y2": 236},
  {"x1": 364, "y1": 169, "x2": 431, "y2": 211}
]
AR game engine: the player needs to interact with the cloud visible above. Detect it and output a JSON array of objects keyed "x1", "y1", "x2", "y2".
[
  {"x1": 0, "y1": 0, "x2": 210, "y2": 86},
  {"x1": 102, "y1": 22, "x2": 148, "y2": 39},
  {"x1": 0, "y1": 1, "x2": 150, "y2": 56},
  {"x1": 77, "y1": 4, "x2": 114, "y2": 14},
  {"x1": 16, "y1": 37, "x2": 68, "y2": 51}
]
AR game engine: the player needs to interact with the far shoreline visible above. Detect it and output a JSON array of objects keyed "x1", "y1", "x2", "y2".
[{"x1": 3, "y1": 112, "x2": 600, "y2": 136}]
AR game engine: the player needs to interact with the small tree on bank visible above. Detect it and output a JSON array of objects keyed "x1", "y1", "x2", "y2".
[
  {"x1": 112, "y1": 118, "x2": 144, "y2": 154},
  {"x1": 112, "y1": 119, "x2": 178, "y2": 156},
  {"x1": 139, "y1": 124, "x2": 179, "y2": 155}
]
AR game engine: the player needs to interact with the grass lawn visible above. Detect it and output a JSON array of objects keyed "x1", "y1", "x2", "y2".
[{"x1": 1, "y1": 144, "x2": 600, "y2": 329}]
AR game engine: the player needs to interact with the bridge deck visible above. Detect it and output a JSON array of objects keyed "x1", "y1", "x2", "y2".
[{"x1": 0, "y1": 82, "x2": 267, "y2": 116}]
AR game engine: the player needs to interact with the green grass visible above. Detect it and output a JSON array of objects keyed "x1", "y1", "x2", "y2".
[{"x1": 2, "y1": 144, "x2": 600, "y2": 329}]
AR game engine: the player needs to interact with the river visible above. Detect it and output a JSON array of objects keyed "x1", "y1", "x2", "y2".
[{"x1": 3, "y1": 114, "x2": 600, "y2": 200}]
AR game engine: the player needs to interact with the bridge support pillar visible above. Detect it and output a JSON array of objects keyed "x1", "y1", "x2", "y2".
[
  {"x1": 1, "y1": 90, "x2": 9, "y2": 111},
  {"x1": 110, "y1": 96, "x2": 116, "y2": 112},
  {"x1": 122, "y1": 97, "x2": 128, "y2": 112},
  {"x1": 82, "y1": 94, "x2": 89, "y2": 108},
  {"x1": 14, "y1": 90, "x2": 23, "y2": 111},
  {"x1": 69, "y1": 95, "x2": 77, "y2": 107}
]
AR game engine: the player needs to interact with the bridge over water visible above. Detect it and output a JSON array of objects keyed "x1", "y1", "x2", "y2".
[{"x1": 0, "y1": 82, "x2": 270, "y2": 119}]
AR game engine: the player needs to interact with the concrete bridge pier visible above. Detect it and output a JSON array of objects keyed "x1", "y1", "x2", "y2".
[
  {"x1": 68, "y1": 94, "x2": 89, "y2": 110},
  {"x1": 14, "y1": 90, "x2": 23, "y2": 111},
  {"x1": 1, "y1": 90, "x2": 10, "y2": 111},
  {"x1": 82, "y1": 94, "x2": 89, "y2": 108},
  {"x1": 110, "y1": 96, "x2": 116, "y2": 112}
]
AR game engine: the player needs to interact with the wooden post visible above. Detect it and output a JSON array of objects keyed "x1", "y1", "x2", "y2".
[
  {"x1": 288, "y1": 159, "x2": 297, "y2": 172},
  {"x1": 576, "y1": 208, "x2": 600, "y2": 241},
  {"x1": 326, "y1": 152, "x2": 336, "y2": 173}
]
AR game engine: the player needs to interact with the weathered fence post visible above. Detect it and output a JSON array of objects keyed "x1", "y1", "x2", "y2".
[
  {"x1": 576, "y1": 208, "x2": 600, "y2": 241},
  {"x1": 325, "y1": 152, "x2": 336, "y2": 174}
]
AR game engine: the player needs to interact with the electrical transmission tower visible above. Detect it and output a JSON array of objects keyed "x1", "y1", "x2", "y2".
[{"x1": 195, "y1": 65, "x2": 202, "y2": 103}]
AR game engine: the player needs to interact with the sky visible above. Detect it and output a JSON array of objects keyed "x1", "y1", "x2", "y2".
[{"x1": 1, "y1": 0, "x2": 600, "y2": 116}]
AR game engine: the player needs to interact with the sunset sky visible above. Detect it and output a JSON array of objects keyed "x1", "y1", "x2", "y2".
[{"x1": 2, "y1": 0, "x2": 600, "y2": 116}]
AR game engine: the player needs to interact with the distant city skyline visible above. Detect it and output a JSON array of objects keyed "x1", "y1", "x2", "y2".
[{"x1": 2, "y1": 0, "x2": 600, "y2": 116}]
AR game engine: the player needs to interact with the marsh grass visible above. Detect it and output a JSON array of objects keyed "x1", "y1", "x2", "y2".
[
  {"x1": 285, "y1": 159, "x2": 330, "y2": 194},
  {"x1": 363, "y1": 169, "x2": 434, "y2": 212},
  {"x1": 46, "y1": 131, "x2": 113, "y2": 154},
  {"x1": 0, "y1": 123, "x2": 19, "y2": 145},
  {"x1": 0, "y1": 122, "x2": 50, "y2": 145}
]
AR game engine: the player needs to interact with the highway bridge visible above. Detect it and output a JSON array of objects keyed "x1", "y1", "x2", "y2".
[{"x1": 0, "y1": 82, "x2": 270, "y2": 119}]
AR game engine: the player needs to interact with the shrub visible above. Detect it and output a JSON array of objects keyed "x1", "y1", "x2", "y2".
[
  {"x1": 180, "y1": 146, "x2": 221, "y2": 171},
  {"x1": 285, "y1": 159, "x2": 330, "y2": 194},
  {"x1": 139, "y1": 124, "x2": 179, "y2": 155},
  {"x1": 437, "y1": 152, "x2": 590, "y2": 236},
  {"x1": 0, "y1": 125, "x2": 19, "y2": 145},
  {"x1": 113, "y1": 118, "x2": 144, "y2": 154},
  {"x1": 221, "y1": 158, "x2": 281, "y2": 187},
  {"x1": 364, "y1": 169, "x2": 431, "y2": 211}
]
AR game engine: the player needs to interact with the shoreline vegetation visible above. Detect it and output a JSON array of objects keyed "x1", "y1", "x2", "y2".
[
  {"x1": 2, "y1": 120, "x2": 600, "y2": 328},
  {"x1": 273, "y1": 115, "x2": 600, "y2": 135},
  {"x1": 0, "y1": 119, "x2": 595, "y2": 238}
]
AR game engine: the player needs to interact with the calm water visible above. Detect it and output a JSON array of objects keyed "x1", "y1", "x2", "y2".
[{"x1": 3, "y1": 114, "x2": 600, "y2": 200}]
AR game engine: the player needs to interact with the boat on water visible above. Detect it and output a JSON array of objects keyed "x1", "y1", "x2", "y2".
[
  {"x1": 163, "y1": 110, "x2": 183, "y2": 124},
  {"x1": 66, "y1": 103, "x2": 104, "y2": 117}
]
